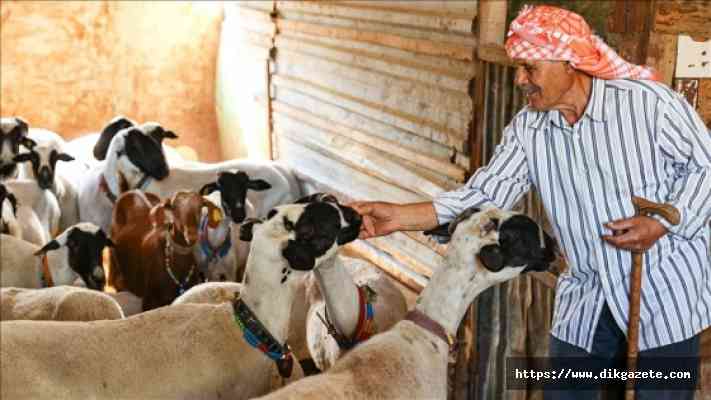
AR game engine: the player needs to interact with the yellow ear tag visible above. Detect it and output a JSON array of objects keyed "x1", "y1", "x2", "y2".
[{"x1": 208, "y1": 208, "x2": 223, "y2": 227}]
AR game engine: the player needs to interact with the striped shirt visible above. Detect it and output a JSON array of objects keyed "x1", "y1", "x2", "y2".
[{"x1": 433, "y1": 77, "x2": 711, "y2": 352}]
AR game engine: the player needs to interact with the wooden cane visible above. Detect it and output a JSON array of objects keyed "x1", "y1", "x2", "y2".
[{"x1": 624, "y1": 196, "x2": 680, "y2": 400}]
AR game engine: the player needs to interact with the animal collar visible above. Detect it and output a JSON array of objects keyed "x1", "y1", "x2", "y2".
[
  {"x1": 404, "y1": 309, "x2": 454, "y2": 348},
  {"x1": 164, "y1": 230, "x2": 196, "y2": 296},
  {"x1": 99, "y1": 173, "x2": 153, "y2": 203},
  {"x1": 317, "y1": 285, "x2": 376, "y2": 350},
  {"x1": 232, "y1": 294, "x2": 294, "y2": 378},
  {"x1": 39, "y1": 254, "x2": 53, "y2": 287},
  {"x1": 198, "y1": 213, "x2": 231, "y2": 263}
]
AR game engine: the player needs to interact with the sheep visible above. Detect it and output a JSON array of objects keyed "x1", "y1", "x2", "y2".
[
  {"x1": 82, "y1": 115, "x2": 187, "y2": 167},
  {"x1": 172, "y1": 281, "x2": 242, "y2": 305},
  {"x1": 194, "y1": 170, "x2": 271, "y2": 281},
  {"x1": 0, "y1": 200, "x2": 363, "y2": 400},
  {"x1": 105, "y1": 291, "x2": 143, "y2": 317},
  {"x1": 255, "y1": 207, "x2": 557, "y2": 400},
  {"x1": 0, "y1": 286, "x2": 124, "y2": 321},
  {"x1": 0, "y1": 116, "x2": 34, "y2": 181},
  {"x1": 77, "y1": 125, "x2": 169, "y2": 233},
  {"x1": 304, "y1": 255, "x2": 408, "y2": 371},
  {"x1": 3, "y1": 179, "x2": 60, "y2": 245},
  {"x1": 0, "y1": 182, "x2": 21, "y2": 238},
  {"x1": 14, "y1": 140, "x2": 81, "y2": 231},
  {"x1": 0, "y1": 222, "x2": 114, "y2": 291}
]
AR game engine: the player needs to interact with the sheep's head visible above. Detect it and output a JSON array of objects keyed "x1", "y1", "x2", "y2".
[
  {"x1": 441, "y1": 207, "x2": 557, "y2": 286},
  {"x1": 240, "y1": 198, "x2": 362, "y2": 277},
  {"x1": 108, "y1": 128, "x2": 169, "y2": 195},
  {"x1": 199, "y1": 170, "x2": 271, "y2": 224},
  {"x1": 13, "y1": 142, "x2": 74, "y2": 190},
  {"x1": 0, "y1": 183, "x2": 19, "y2": 235},
  {"x1": 93, "y1": 116, "x2": 135, "y2": 160},
  {"x1": 34, "y1": 223, "x2": 115, "y2": 291},
  {"x1": 0, "y1": 117, "x2": 34, "y2": 179}
]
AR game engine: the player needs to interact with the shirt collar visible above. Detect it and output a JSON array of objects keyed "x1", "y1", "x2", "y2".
[{"x1": 526, "y1": 77, "x2": 607, "y2": 130}]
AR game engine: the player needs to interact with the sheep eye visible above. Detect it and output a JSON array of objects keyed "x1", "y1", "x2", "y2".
[{"x1": 283, "y1": 217, "x2": 294, "y2": 231}]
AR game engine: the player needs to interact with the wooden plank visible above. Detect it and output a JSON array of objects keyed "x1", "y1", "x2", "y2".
[
  {"x1": 275, "y1": 35, "x2": 472, "y2": 92},
  {"x1": 234, "y1": 41, "x2": 272, "y2": 61},
  {"x1": 477, "y1": 0, "x2": 507, "y2": 47},
  {"x1": 276, "y1": 1, "x2": 475, "y2": 34},
  {"x1": 336, "y1": 1, "x2": 477, "y2": 17},
  {"x1": 276, "y1": 3, "x2": 476, "y2": 47},
  {"x1": 272, "y1": 74, "x2": 468, "y2": 151},
  {"x1": 272, "y1": 86, "x2": 458, "y2": 162},
  {"x1": 275, "y1": 49, "x2": 473, "y2": 127},
  {"x1": 646, "y1": 32, "x2": 678, "y2": 86},
  {"x1": 278, "y1": 30, "x2": 477, "y2": 79},
  {"x1": 238, "y1": 1, "x2": 275, "y2": 14},
  {"x1": 344, "y1": 240, "x2": 427, "y2": 293},
  {"x1": 277, "y1": 136, "x2": 427, "y2": 203},
  {"x1": 275, "y1": 19, "x2": 476, "y2": 61},
  {"x1": 274, "y1": 114, "x2": 455, "y2": 196},
  {"x1": 366, "y1": 236, "x2": 439, "y2": 279},
  {"x1": 231, "y1": 6, "x2": 276, "y2": 36},
  {"x1": 653, "y1": 0, "x2": 711, "y2": 38},
  {"x1": 530, "y1": 270, "x2": 558, "y2": 290},
  {"x1": 273, "y1": 100, "x2": 467, "y2": 182},
  {"x1": 478, "y1": 43, "x2": 514, "y2": 67}
]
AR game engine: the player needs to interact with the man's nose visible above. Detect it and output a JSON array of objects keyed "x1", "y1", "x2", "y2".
[{"x1": 514, "y1": 66, "x2": 528, "y2": 86}]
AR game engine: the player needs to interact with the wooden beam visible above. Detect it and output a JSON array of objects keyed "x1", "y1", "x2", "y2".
[
  {"x1": 276, "y1": 19, "x2": 476, "y2": 61},
  {"x1": 344, "y1": 240, "x2": 426, "y2": 293},
  {"x1": 646, "y1": 32, "x2": 678, "y2": 86},
  {"x1": 477, "y1": 43, "x2": 514, "y2": 67},
  {"x1": 477, "y1": 0, "x2": 507, "y2": 48},
  {"x1": 653, "y1": 0, "x2": 711, "y2": 38}
]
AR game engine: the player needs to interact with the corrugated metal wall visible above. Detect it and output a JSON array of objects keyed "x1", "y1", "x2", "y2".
[{"x1": 269, "y1": 0, "x2": 478, "y2": 291}]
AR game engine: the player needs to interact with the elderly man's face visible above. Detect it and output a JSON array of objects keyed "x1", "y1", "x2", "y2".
[{"x1": 514, "y1": 60, "x2": 574, "y2": 111}]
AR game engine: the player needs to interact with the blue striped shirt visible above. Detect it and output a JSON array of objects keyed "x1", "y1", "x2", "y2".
[{"x1": 433, "y1": 78, "x2": 711, "y2": 351}]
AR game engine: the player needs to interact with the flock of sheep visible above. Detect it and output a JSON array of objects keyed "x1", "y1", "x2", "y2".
[{"x1": 0, "y1": 115, "x2": 556, "y2": 399}]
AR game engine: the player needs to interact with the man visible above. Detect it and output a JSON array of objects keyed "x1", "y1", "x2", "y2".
[{"x1": 351, "y1": 5, "x2": 710, "y2": 400}]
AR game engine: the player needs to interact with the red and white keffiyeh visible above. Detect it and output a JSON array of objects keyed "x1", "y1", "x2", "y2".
[{"x1": 505, "y1": 5, "x2": 660, "y2": 81}]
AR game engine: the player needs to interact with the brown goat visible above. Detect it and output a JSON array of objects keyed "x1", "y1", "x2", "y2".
[{"x1": 110, "y1": 190, "x2": 200, "y2": 311}]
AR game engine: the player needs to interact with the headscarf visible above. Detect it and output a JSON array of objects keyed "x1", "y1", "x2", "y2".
[{"x1": 505, "y1": 5, "x2": 660, "y2": 81}]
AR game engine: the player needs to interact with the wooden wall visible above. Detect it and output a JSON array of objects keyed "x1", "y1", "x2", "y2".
[{"x1": 0, "y1": 1, "x2": 224, "y2": 161}]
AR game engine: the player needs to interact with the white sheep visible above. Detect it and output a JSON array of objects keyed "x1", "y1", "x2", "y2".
[
  {"x1": 0, "y1": 116, "x2": 33, "y2": 181},
  {"x1": 77, "y1": 125, "x2": 169, "y2": 233},
  {"x1": 0, "y1": 201, "x2": 362, "y2": 399},
  {"x1": 0, "y1": 183, "x2": 21, "y2": 238},
  {"x1": 3, "y1": 179, "x2": 60, "y2": 245},
  {"x1": 255, "y1": 207, "x2": 558, "y2": 400},
  {"x1": 0, "y1": 286, "x2": 124, "y2": 321},
  {"x1": 172, "y1": 281, "x2": 242, "y2": 305},
  {"x1": 15, "y1": 140, "x2": 81, "y2": 232},
  {"x1": 0, "y1": 223, "x2": 114, "y2": 291}
]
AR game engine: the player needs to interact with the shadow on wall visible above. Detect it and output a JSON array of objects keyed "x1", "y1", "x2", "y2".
[{"x1": 0, "y1": 1, "x2": 226, "y2": 162}]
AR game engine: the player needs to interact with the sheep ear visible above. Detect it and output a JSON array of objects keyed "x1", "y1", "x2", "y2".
[
  {"x1": 14, "y1": 117, "x2": 29, "y2": 136},
  {"x1": 247, "y1": 179, "x2": 271, "y2": 192},
  {"x1": 105, "y1": 238, "x2": 116, "y2": 248},
  {"x1": 199, "y1": 182, "x2": 219, "y2": 196},
  {"x1": 162, "y1": 130, "x2": 178, "y2": 139},
  {"x1": 34, "y1": 240, "x2": 61, "y2": 256},
  {"x1": 477, "y1": 244, "x2": 506, "y2": 272},
  {"x1": 56, "y1": 153, "x2": 75, "y2": 162},
  {"x1": 12, "y1": 153, "x2": 33, "y2": 163},
  {"x1": 20, "y1": 137, "x2": 36, "y2": 150},
  {"x1": 94, "y1": 116, "x2": 134, "y2": 160}
]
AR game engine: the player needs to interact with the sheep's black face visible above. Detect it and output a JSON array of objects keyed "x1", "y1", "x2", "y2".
[
  {"x1": 0, "y1": 117, "x2": 30, "y2": 179},
  {"x1": 94, "y1": 116, "x2": 135, "y2": 160},
  {"x1": 13, "y1": 147, "x2": 74, "y2": 190},
  {"x1": 294, "y1": 192, "x2": 362, "y2": 244},
  {"x1": 123, "y1": 129, "x2": 169, "y2": 180},
  {"x1": 35, "y1": 224, "x2": 115, "y2": 290},
  {"x1": 450, "y1": 209, "x2": 557, "y2": 274},
  {"x1": 199, "y1": 171, "x2": 271, "y2": 224},
  {"x1": 64, "y1": 227, "x2": 114, "y2": 291}
]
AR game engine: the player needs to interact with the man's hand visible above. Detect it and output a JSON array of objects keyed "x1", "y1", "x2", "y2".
[
  {"x1": 601, "y1": 216, "x2": 668, "y2": 252},
  {"x1": 348, "y1": 201, "x2": 400, "y2": 239}
]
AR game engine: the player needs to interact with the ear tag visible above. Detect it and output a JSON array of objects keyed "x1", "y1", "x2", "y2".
[{"x1": 208, "y1": 208, "x2": 223, "y2": 228}]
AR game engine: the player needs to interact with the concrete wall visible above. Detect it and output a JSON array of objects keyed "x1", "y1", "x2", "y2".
[{"x1": 0, "y1": 1, "x2": 224, "y2": 161}]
